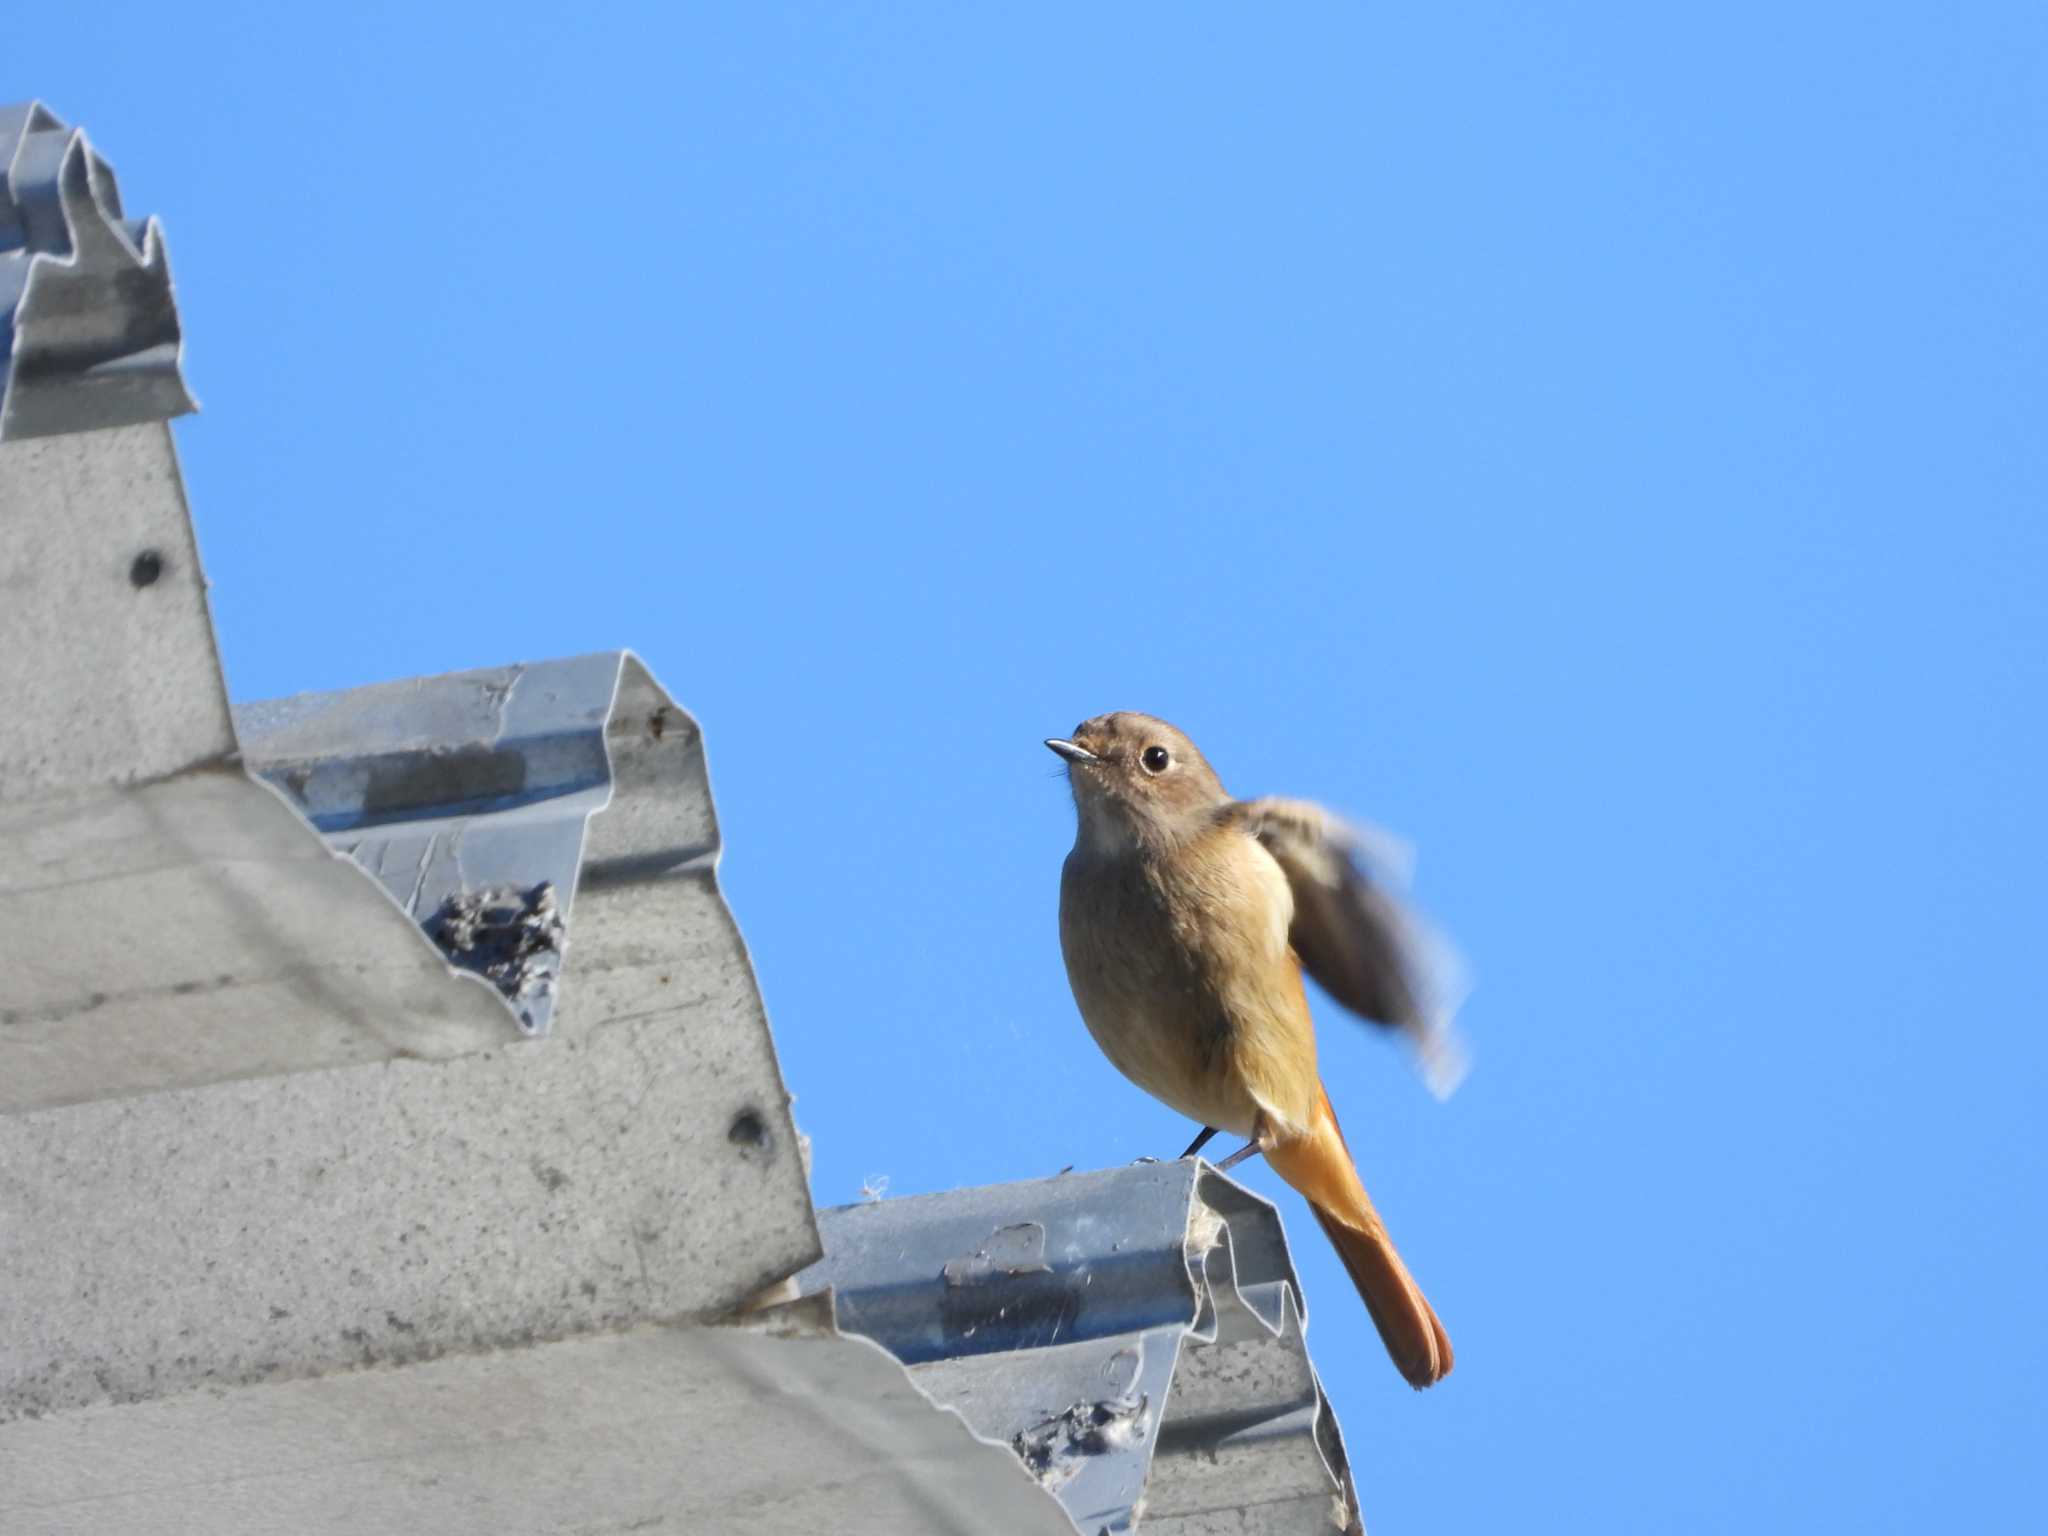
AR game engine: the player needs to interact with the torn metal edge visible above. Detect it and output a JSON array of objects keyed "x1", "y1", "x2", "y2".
[
  {"x1": 1, "y1": 101, "x2": 197, "y2": 442},
  {"x1": 804, "y1": 1161, "x2": 1360, "y2": 1534}
]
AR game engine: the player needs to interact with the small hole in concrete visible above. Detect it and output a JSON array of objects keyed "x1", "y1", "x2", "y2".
[
  {"x1": 728, "y1": 1108, "x2": 769, "y2": 1150},
  {"x1": 130, "y1": 550, "x2": 164, "y2": 587}
]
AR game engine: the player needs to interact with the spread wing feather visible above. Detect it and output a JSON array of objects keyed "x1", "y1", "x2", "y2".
[{"x1": 1233, "y1": 796, "x2": 1469, "y2": 1098}]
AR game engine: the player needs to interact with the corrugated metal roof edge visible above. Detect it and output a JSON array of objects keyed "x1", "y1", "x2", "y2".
[{"x1": 804, "y1": 1160, "x2": 1360, "y2": 1535}]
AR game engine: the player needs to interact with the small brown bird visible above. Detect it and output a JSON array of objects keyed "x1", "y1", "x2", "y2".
[{"x1": 1048, "y1": 712, "x2": 1464, "y2": 1389}]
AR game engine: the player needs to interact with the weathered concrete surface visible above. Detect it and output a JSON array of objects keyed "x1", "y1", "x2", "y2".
[
  {"x1": 0, "y1": 423, "x2": 527, "y2": 1113},
  {"x1": 0, "y1": 1004, "x2": 816, "y2": 1422},
  {"x1": 0, "y1": 424, "x2": 224, "y2": 796},
  {"x1": 0, "y1": 1311, "x2": 1081, "y2": 1536}
]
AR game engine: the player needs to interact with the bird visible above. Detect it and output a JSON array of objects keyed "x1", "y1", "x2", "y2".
[{"x1": 1046, "y1": 712, "x2": 1464, "y2": 1389}]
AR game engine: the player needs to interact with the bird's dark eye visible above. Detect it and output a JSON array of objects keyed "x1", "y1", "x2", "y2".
[{"x1": 1141, "y1": 745, "x2": 1171, "y2": 773}]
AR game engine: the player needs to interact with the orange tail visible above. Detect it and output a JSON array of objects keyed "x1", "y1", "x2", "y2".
[{"x1": 1263, "y1": 1087, "x2": 1453, "y2": 1390}]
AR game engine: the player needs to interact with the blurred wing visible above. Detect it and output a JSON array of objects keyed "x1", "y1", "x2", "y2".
[{"x1": 1234, "y1": 796, "x2": 1470, "y2": 1099}]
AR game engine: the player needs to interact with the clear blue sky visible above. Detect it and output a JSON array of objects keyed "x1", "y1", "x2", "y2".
[{"x1": 18, "y1": 5, "x2": 2044, "y2": 1529}]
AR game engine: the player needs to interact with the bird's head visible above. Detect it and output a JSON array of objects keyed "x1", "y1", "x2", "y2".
[{"x1": 1046, "y1": 712, "x2": 1228, "y2": 852}]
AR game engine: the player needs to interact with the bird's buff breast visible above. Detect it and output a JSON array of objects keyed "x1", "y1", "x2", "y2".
[{"x1": 1058, "y1": 834, "x2": 1308, "y2": 1138}]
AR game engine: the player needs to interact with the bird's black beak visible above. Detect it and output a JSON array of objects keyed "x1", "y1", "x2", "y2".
[{"x1": 1044, "y1": 738, "x2": 1100, "y2": 765}]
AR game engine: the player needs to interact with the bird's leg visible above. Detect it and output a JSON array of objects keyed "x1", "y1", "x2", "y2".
[
  {"x1": 1212, "y1": 1115, "x2": 1273, "y2": 1174},
  {"x1": 1178, "y1": 1126, "x2": 1219, "y2": 1160}
]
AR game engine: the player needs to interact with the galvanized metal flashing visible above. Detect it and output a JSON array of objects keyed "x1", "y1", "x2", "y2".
[
  {"x1": 234, "y1": 651, "x2": 682, "y2": 1037},
  {"x1": 0, "y1": 102, "x2": 196, "y2": 442},
  {"x1": 804, "y1": 1161, "x2": 1361, "y2": 1536}
]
